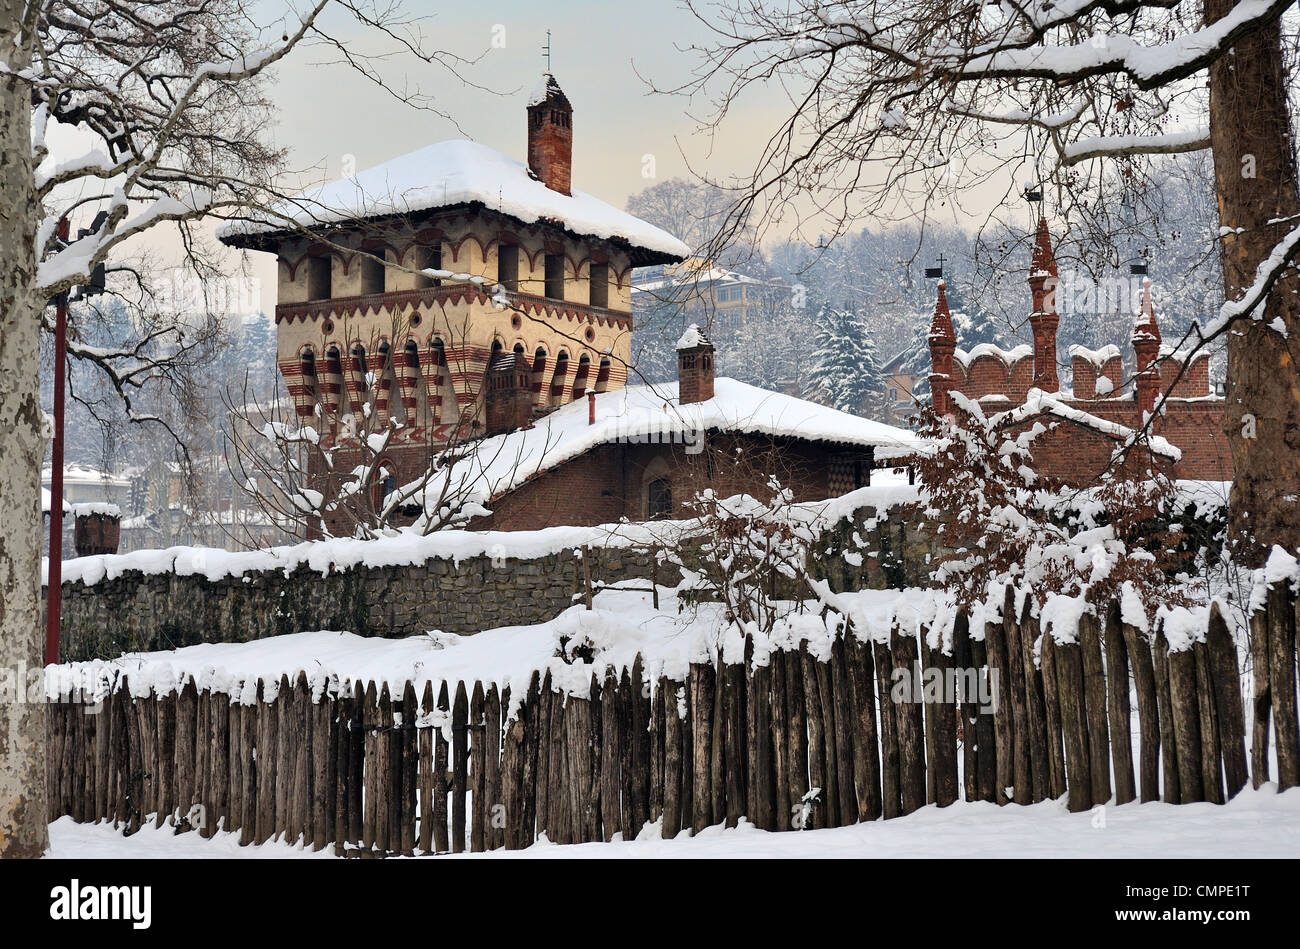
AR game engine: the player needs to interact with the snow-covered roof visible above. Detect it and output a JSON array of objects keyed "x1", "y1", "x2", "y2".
[
  {"x1": 411, "y1": 377, "x2": 919, "y2": 513},
  {"x1": 992, "y1": 389, "x2": 1181, "y2": 461},
  {"x1": 41, "y1": 463, "x2": 130, "y2": 488},
  {"x1": 217, "y1": 140, "x2": 688, "y2": 264}
]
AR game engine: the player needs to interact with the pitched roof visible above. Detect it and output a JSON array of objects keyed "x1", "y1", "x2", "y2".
[
  {"x1": 407, "y1": 378, "x2": 919, "y2": 514},
  {"x1": 217, "y1": 140, "x2": 689, "y2": 265}
]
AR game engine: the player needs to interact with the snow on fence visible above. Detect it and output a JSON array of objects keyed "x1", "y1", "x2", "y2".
[{"x1": 45, "y1": 582, "x2": 1299, "y2": 853}]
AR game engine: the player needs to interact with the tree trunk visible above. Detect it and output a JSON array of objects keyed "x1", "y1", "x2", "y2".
[
  {"x1": 0, "y1": 5, "x2": 46, "y2": 858},
  {"x1": 1206, "y1": 0, "x2": 1300, "y2": 559}
]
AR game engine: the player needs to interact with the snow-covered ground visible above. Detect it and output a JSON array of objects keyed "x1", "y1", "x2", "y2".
[{"x1": 47, "y1": 786, "x2": 1300, "y2": 859}]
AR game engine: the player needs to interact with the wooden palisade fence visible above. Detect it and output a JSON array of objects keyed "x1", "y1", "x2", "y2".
[{"x1": 46, "y1": 583, "x2": 1300, "y2": 853}]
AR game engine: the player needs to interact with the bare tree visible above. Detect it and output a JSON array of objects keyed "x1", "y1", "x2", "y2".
[
  {"x1": 671, "y1": 0, "x2": 1300, "y2": 562},
  {"x1": 0, "y1": 0, "x2": 484, "y2": 857}
]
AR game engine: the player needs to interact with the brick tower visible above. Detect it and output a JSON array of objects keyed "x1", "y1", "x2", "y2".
[
  {"x1": 1027, "y1": 216, "x2": 1060, "y2": 391},
  {"x1": 1132, "y1": 278, "x2": 1163, "y2": 425},
  {"x1": 927, "y1": 281, "x2": 957, "y2": 415}
]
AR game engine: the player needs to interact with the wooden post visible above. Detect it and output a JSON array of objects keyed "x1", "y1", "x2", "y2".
[
  {"x1": 662, "y1": 676, "x2": 683, "y2": 839},
  {"x1": 618, "y1": 668, "x2": 635, "y2": 837},
  {"x1": 769, "y1": 651, "x2": 791, "y2": 828},
  {"x1": 175, "y1": 678, "x2": 197, "y2": 833},
  {"x1": 1193, "y1": 642, "x2": 1224, "y2": 805},
  {"x1": 872, "y1": 641, "x2": 900, "y2": 818},
  {"x1": 600, "y1": 667, "x2": 621, "y2": 841},
  {"x1": 651, "y1": 673, "x2": 665, "y2": 826},
  {"x1": 1266, "y1": 583, "x2": 1300, "y2": 790},
  {"x1": 829, "y1": 637, "x2": 859, "y2": 821},
  {"x1": 521, "y1": 672, "x2": 540, "y2": 846},
  {"x1": 418, "y1": 681, "x2": 435, "y2": 853},
  {"x1": 433, "y1": 681, "x2": 450, "y2": 852},
  {"x1": 401, "y1": 681, "x2": 418, "y2": 855},
  {"x1": 1019, "y1": 610, "x2": 1052, "y2": 803},
  {"x1": 725, "y1": 657, "x2": 748, "y2": 828},
  {"x1": 1121, "y1": 620, "x2": 1161, "y2": 803},
  {"x1": 1000, "y1": 593, "x2": 1033, "y2": 805},
  {"x1": 1165, "y1": 635, "x2": 1205, "y2": 803},
  {"x1": 1248, "y1": 605, "x2": 1272, "y2": 788},
  {"x1": 484, "y1": 683, "x2": 502, "y2": 850},
  {"x1": 1053, "y1": 636, "x2": 1093, "y2": 813},
  {"x1": 750, "y1": 655, "x2": 775, "y2": 830},
  {"x1": 452, "y1": 681, "x2": 468, "y2": 852},
  {"x1": 800, "y1": 645, "x2": 828, "y2": 828},
  {"x1": 1152, "y1": 632, "x2": 1181, "y2": 804},
  {"x1": 255, "y1": 680, "x2": 275, "y2": 844},
  {"x1": 631, "y1": 655, "x2": 651, "y2": 832},
  {"x1": 892, "y1": 630, "x2": 927, "y2": 816},
  {"x1": 1078, "y1": 613, "x2": 1112, "y2": 806},
  {"x1": 1207, "y1": 602, "x2": 1248, "y2": 799},
  {"x1": 689, "y1": 661, "x2": 714, "y2": 833},
  {"x1": 1103, "y1": 602, "x2": 1137, "y2": 806},
  {"x1": 470, "y1": 682, "x2": 486, "y2": 852},
  {"x1": 970, "y1": 635, "x2": 998, "y2": 802},
  {"x1": 984, "y1": 620, "x2": 1014, "y2": 805}
]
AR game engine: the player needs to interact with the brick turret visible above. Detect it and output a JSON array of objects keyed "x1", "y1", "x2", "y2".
[
  {"x1": 527, "y1": 73, "x2": 573, "y2": 196},
  {"x1": 1027, "y1": 216, "x2": 1060, "y2": 391},
  {"x1": 487, "y1": 351, "x2": 534, "y2": 434},
  {"x1": 677, "y1": 323, "x2": 715, "y2": 404},
  {"x1": 1132, "y1": 278, "x2": 1163, "y2": 424},
  {"x1": 927, "y1": 281, "x2": 957, "y2": 415}
]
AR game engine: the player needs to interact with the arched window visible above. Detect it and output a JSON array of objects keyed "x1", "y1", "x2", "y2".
[{"x1": 647, "y1": 478, "x2": 673, "y2": 520}]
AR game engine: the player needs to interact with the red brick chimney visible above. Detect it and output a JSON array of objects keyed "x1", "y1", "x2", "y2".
[
  {"x1": 1027, "y1": 216, "x2": 1060, "y2": 391},
  {"x1": 927, "y1": 281, "x2": 957, "y2": 415},
  {"x1": 677, "y1": 323, "x2": 715, "y2": 405},
  {"x1": 1132, "y1": 278, "x2": 1163, "y2": 425},
  {"x1": 526, "y1": 73, "x2": 573, "y2": 196},
  {"x1": 486, "y1": 351, "x2": 534, "y2": 434}
]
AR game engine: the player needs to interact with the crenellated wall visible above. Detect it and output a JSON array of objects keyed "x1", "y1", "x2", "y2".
[{"x1": 928, "y1": 220, "x2": 1231, "y2": 483}]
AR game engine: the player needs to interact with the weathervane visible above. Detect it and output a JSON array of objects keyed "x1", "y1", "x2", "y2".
[
  {"x1": 925, "y1": 253, "x2": 946, "y2": 279},
  {"x1": 543, "y1": 29, "x2": 552, "y2": 73}
]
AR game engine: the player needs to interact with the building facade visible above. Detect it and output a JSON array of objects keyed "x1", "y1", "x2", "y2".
[{"x1": 928, "y1": 218, "x2": 1232, "y2": 483}]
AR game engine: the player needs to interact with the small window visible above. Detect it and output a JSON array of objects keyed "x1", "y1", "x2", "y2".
[
  {"x1": 414, "y1": 244, "x2": 443, "y2": 290},
  {"x1": 497, "y1": 244, "x2": 519, "y2": 291},
  {"x1": 544, "y1": 253, "x2": 565, "y2": 300},
  {"x1": 589, "y1": 262, "x2": 609, "y2": 308},
  {"x1": 647, "y1": 478, "x2": 673, "y2": 520},
  {"x1": 307, "y1": 256, "x2": 331, "y2": 300},
  {"x1": 359, "y1": 254, "x2": 385, "y2": 295},
  {"x1": 889, "y1": 386, "x2": 898, "y2": 401}
]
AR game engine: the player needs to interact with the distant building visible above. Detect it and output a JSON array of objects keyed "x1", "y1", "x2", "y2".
[
  {"x1": 218, "y1": 76, "x2": 918, "y2": 535},
  {"x1": 632, "y1": 258, "x2": 793, "y2": 333},
  {"x1": 219, "y1": 72, "x2": 688, "y2": 506},
  {"x1": 927, "y1": 217, "x2": 1231, "y2": 483},
  {"x1": 877, "y1": 349, "x2": 918, "y2": 426}
]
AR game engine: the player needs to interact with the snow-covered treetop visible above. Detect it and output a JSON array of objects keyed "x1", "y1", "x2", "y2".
[{"x1": 218, "y1": 140, "x2": 689, "y2": 263}]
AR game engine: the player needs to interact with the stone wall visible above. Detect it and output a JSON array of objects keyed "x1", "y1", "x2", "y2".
[
  {"x1": 53, "y1": 544, "x2": 661, "y2": 663},
  {"x1": 51, "y1": 497, "x2": 939, "y2": 663}
]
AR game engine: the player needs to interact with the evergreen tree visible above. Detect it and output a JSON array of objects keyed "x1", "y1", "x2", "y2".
[{"x1": 804, "y1": 304, "x2": 880, "y2": 414}]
